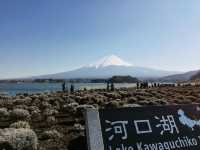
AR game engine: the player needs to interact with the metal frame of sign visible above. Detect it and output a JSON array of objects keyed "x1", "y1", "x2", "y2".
[{"x1": 85, "y1": 108, "x2": 104, "y2": 150}]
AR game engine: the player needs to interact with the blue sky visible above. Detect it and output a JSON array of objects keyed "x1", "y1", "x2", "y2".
[{"x1": 0, "y1": 0, "x2": 200, "y2": 79}]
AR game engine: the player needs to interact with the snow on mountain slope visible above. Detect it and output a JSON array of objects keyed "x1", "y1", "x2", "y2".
[
  {"x1": 89, "y1": 55, "x2": 132, "y2": 68},
  {"x1": 29, "y1": 55, "x2": 181, "y2": 79}
]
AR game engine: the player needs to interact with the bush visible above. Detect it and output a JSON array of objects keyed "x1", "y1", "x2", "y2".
[
  {"x1": 41, "y1": 101, "x2": 52, "y2": 109},
  {"x1": 29, "y1": 106, "x2": 41, "y2": 114},
  {"x1": 31, "y1": 98, "x2": 41, "y2": 107},
  {"x1": 10, "y1": 121, "x2": 31, "y2": 129},
  {"x1": 0, "y1": 107, "x2": 9, "y2": 117},
  {"x1": 11, "y1": 108, "x2": 31, "y2": 121},
  {"x1": 46, "y1": 116, "x2": 56, "y2": 125},
  {"x1": 0, "y1": 98, "x2": 13, "y2": 107},
  {"x1": 14, "y1": 97, "x2": 32, "y2": 106},
  {"x1": 104, "y1": 101, "x2": 120, "y2": 108},
  {"x1": 185, "y1": 96, "x2": 197, "y2": 101},
  {"x1": 43, "y1": 108, "x2": 58, "y2": 116},
  {"x1": 29, "y1": 106, "x2": 42, "y2": 122},
  {"x1": 0, "y1": 128, "x2": 38, "y2": 150},
  {"x1": 15, "y1": 104, "x2": 28, "y2": 110},
  {"x1": 62, "y1": 102, "x2": 79, "y2": 113},
  {"x1": 127, "y1": 97, "x2": 137, "y2": 103},
  {"x1": 73, "y1": 123, "x2": 85, "y2": 131},
  {"x1": 75, "y1": 105, "x2": 95, "y2": 117},
  {"x1": 41, "y1": 129, "x2": 62, "y2": 140},
  {"x1": 135, "y1": 95, "x2": 147, "y2": 101}
]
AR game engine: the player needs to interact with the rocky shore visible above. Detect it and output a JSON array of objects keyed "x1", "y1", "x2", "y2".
[{"x1": 0, "y1": 85, "x2": 200, "y2": 150}]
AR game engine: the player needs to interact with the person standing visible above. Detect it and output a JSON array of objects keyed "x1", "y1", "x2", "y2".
[
  {"x1": 62, "y1": 82, "x2": 66, "y2": 92},
  {"x1": 136, "y1": 82, "x2": 140, "y2": 89},
  {"x1": 106, "y1": 81, "x2": 110, "y2": 91},
  {"x1": 70, "y1": 84, "x2": 74, "y2": 93}
]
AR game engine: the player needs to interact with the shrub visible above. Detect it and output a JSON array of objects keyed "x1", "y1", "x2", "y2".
[
  {"x1": 75, "y1": 105, "x2": 95, "y2": 117},
  {"x1": 41, "y1": 129, "x2": 62, "y2": 140},
  {"x1": 11, "y1": 108, "x2": 31, "y2": 121},
  {"x1": 10, "y1": 121, "x2": 31, "y2": 129},
  {"x1": 14, "y1": 97, "x2": 32, "y2": 106},
  {"x1": 15, "y1": 104, "x2": 28, "y2": 110},
  {"x1": 135, "y1": 95, "x2": 146, "y2": 101},
  {"x1": 127, "y1": 97, "x2": 137, "y2": 103},
  {"x1": 29, "y1": 106, "x2": 41, "y2": 114},
  {"x1": 73, "y1": 123, "x2": 85, "y2": 131},
  {"x1": 0, "y1": 107, "x2": 9, "y2": 117},
  {"x1": 62, "y1": 102, "x2": 79, "y2": 113},
  {"x1": 46, "y1": 116, "x2": 56, "y2": 125},
  {"x1": 185, "y1": 96, "x2": 197, "y2": 102},
  {"x1": 28, "y1": 106, "x2": 42, "y2": 122},
  {"x1": 43, "y1": 108, "x2": 58, "y2": 116},
  {"x1": 104, "y1": 101, "x2": 120, "y2": 108},
  {"x1": 137, "y1": 100, "x2": 150, "y2": 105},
  {"x1": 31, "y1": 98, "x2": 41, "y2": 107},
  {"x1": 0, "y1": 98, "x2": 13, "y2": 107},
  {"x1": 104, "y1": 92, "x2": 121, "y2": 99},
  {"x1": 0, "y1": 128, "x2": 38, "y2": 150},
  {"x1": 41, "y1": 101, "x2": 52, "y2": 109}
]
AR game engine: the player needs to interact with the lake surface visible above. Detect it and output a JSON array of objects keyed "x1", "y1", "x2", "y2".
[{"x1": 0, "y1": 82, "x2": 137, "y2": 96}]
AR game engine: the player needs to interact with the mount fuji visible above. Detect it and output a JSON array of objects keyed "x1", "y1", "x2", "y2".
[
  {"x1": 88, "y1": 55, "x2": 132, "y2": 68},
  {"x1": 32, "y1": 55, "x2": 180, "y2": 79}
]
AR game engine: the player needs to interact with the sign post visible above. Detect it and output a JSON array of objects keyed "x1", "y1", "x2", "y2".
[
  {"x1": 86, "y1": 104, "x2": 200, "y2": 150},
  {"x1": 85, "y1": 109, "x2": 104, "y2": 150}
]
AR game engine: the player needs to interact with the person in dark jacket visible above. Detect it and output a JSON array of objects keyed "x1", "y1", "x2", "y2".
[{"x1": 62, "y1": 82, "x2": 66, "y2": 92}]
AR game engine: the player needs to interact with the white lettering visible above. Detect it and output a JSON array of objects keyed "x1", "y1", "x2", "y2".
[
  {"x1": 163, "y1": 142, "x2": 170, "y2": 150},
  {"x1": 108, "y1": 144, "x2": 134, "y2": 150},
  {"x1": 148, "y1": 143, "x2": 158, "y2": 150},
  {"x1": 134, "y1": 136, "x2": 198, "y2": 150},
  {"x1": 158, "y1": 143, "x2": 164, "y2": 150},
  {"x1": 137, "y1": 142, "x2": 143, "y2": 150}
]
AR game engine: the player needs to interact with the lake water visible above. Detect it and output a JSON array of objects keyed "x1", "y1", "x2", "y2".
[{"x1": 0, "y1": 82, "x2": 137, "y2": 96}]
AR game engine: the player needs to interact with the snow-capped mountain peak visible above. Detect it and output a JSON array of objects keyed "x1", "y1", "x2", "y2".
[
  {"x1": 30, "y1": 54, "x2": 180, "y2": 80},
  {"x1": 89, "y1": 55, "x2": 133, "y2": 68}
]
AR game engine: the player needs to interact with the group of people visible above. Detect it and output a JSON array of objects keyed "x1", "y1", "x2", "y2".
[
  {"x1": 137, "y1": 82, "x2": 149, "y2": 89},
  {"x1": 62, "y1": 82, "x2": 74, "y2": 93},
  {"x1": 61, "y1": 81, "x2": 177, "y2": 93},
  {"x1": 106, "y1": 81, "x2": 115, "y2": 91},
  {"x1": 136, "y1": 82, "x2": 176, "y2": 89}
]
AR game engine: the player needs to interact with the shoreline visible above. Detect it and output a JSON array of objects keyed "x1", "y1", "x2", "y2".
[{"x1": 0, "y1": 82, "x2": 139, "y2": 96}]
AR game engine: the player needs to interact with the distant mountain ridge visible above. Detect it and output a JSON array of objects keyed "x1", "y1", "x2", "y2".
[
  {"x1": 159, "y1": 70, "x2": 200, "y2": 82},
  {"x1": 30, "y1": 55, "x2": 180, "y2": 80},
  {"x1": 191, "y1": 71, "x2": 200, "y2": 80},
  {"x1": 32, "y1": 65, "x2": 179, "y2": 79}
]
